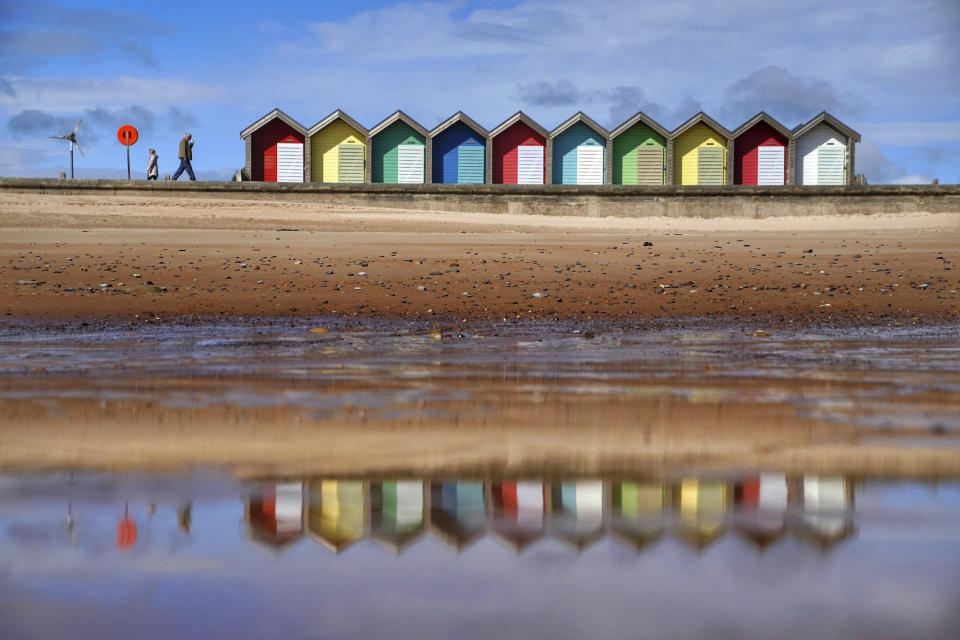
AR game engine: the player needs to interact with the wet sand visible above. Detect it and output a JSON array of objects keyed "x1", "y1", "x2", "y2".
[
  {"x1": 1, "y1": 193, "x2": 958, "y2": 322},
  {"x1": 2, "y1": 321, "x2": 958, "y2": 477}
]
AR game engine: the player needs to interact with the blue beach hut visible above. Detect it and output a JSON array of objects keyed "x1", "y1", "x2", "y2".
[
  {"x1": 429, "y1": 112, "x2": 489, "y2": 184},
  {"x1": 549, "y1": 112, "x2": 609, "y2": 185}
]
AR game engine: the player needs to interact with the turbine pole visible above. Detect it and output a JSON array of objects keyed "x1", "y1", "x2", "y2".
[{"x1": 70, "y1": 141, "x2": 74, "y2": 179}]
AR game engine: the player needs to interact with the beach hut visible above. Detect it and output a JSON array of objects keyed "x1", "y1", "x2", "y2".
[
  {"x1": 673, "y1": 478, "x2": 728, "y2": 550},
  {"x1": 548, "y1": 112, "x2": 609, "y2": 185},
  {"x1": 670, "y1": 112, "x2": 733, "y2": 186},
  {"x1": 793, "y1": 112, "x2": 861, "y2": 185},
  {"x1": 732, "y1": 112, "x2": 792, "y2": 186},
  {"x1": 244, "y1": 482, "x2": 303, "y2": 552},
  {"x1": 794, "y1": 476, "x2": 855, "y2": 550},
  {"x1": 240, "y1": 108, "x2": 307, "y2": 183},
  {"x1": 489, "y1": 112, "x2": 548, "y2": 185},
  {"x1": 490, "y1": 480, "x2": 546, "y2": 551},
  {"x1": 307, "y1": 109, "x2": 368, "y2": 183},
  {"x1": 370, "y1": 480, "x2": 425, "y2": 554},
  {"x1": 733, "y1": 472, "x2": 788, "y2": 550},
  {"x1": 610, "y1": 481, "x2": 669, "y2": 551},
  {"x1": 368, "y1": 111, "x2": 429, "y2": 184},
  {"x1": 429, "y1": 112, "x2": 489, "y2": 184},
  {"x1": 550, "y1": 480, "x2": 605, "y2": 551},
  {"x1": 306, "y1": 479, "x2": 366, "y2": 554},
  {"x1": 609, "y1": 111, "x2": 670, "y2": 185},
  {"x1": 429, "y1": 481, "x2": 487, "y2": 551}
]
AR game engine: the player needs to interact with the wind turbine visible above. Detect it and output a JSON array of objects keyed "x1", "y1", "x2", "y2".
[{"x1": 50, "y1": 119, "x2": 84, "y2": 179}]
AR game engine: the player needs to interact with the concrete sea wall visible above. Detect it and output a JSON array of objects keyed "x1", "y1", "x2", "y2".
[{"x1": 1, "y1": 178, "x2": 958, "y2": 219}]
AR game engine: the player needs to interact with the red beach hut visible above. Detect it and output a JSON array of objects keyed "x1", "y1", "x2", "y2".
[
  {"x1": 490, "y1": 112, "x2": 548, "y2": 185},
  {"x1": 240, "y1": 108, "x2": 308, "y2": 183},
  {"x1": 732, "y1": 112, "x2": 791, "y2": 185}
]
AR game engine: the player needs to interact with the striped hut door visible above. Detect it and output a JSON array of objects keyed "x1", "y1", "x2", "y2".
[
  {"x1": 576, "y1": 144, "x2": 604, "y2": 184},
  {"x1": 515, "y1": 481, "x2": 543, "y2": 527},
  {"x1": 394, "y1": 481, "x2": 423, "y2": 528},
  {"x1": 397, "y1": 143, "x2": 424, "y2": 184},
  {"x1": 636, "y1": 146, "x2": 664, "y2": 185},
  {"x1": 697, "y1": 146, "x2": 724, "y2": 185},
  {"x1": 276, "y1": 137, "x2": 304, "y2": 182},
  {"x1": 576, "y1": 481, "x2": 604, "y2": 529},
  {"x1": 338, "y1": 143, "x2": 364, "y2": 183},
  {"x1": 817, "y1": 144, "x2": 845, "y2": 185},
  {"x1": 757, "y1": 145, "x2": 785, "y2": 185},
  {"x1": 457, "y1": 142, "x2": 484, "y2": 184},
  {"x1": 517, "y1": 145, "x2": 544, "y2": 185}
]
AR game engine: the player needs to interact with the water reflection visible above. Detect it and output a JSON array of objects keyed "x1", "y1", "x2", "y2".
[
  {"x1": 245, "y1": 482, "x2": 303, "y2": 551},
  {"x1": 429, "y1": 481, "x2": 486, "y2": 551},
  {"x1": 1, "y1": 472, "x2": 869, "y2": 556},
  {"x1": 370, "y1": 481, "x2": 425, "y2": 554}
]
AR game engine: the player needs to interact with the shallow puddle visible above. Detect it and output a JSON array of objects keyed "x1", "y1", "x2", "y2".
[
  {"x1": 1, "y1": 469, "x2": 958, "y2": 639},
  {"x1": 1, "y1": 319, "x2": 959, "y2": 637}
]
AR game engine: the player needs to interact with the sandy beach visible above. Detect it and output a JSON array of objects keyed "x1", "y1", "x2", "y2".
[
  {"x1": 1, "y1": 192, "x2": 957, "y2": 322},
  {"x1": 1, "y1": 192, "x2": 958, "y2": 477}
]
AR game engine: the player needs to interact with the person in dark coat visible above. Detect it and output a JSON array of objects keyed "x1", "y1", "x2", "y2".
[{"x1": 172, "y1": 133, "x2": 195, "y2": 181}]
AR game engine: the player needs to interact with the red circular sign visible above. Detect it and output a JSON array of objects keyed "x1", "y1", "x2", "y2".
[{"x1": 117, "y1": 125, "x2": 138, "y2": 146}]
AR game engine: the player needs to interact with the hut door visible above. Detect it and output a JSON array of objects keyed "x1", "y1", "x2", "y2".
[
  {"x1": 636, "y1": 146, "x2": 664, "y2": 185},
  {"x1": 457, "y1": 143, "x2": 484, "y2": 184},
  {"x1": 397, "y1": 143, "x2": 424, "y2": 184},
  {"x1": 817, "y1": 144, "x2": 844, "y2": 185},
  {"x1": 338, "y1": 143, "x2": 364, "y2": 183},
  {"x1": 576, "y1": 144, "x2": 604, "y2": 185},
  {"x1": 517, "y1": 145, "x2": 544, "y2": 184},
  {"x1": 757, "y1": 146, "x2": 785, "y2": 185},
  {"x1": 697, "y1": 146, "x2": 724, "y2": 185},
  {"x1": 393, "y1": 481, "x2": 424, "y2": 528},
  {"x1": 276, "y1": 139, "x2": 304, "y2": 183}
]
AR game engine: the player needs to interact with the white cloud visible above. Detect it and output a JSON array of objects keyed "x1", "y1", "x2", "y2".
[
  {"x1": 890, "y1": 174, "x2": 933, "y2": 185},
  {"x1": 0, "y1": 76, "x2": 227, "y2": 113},
  {"x1": 859, "y1": 121, "x2": 960, "y2": 146},
  {"x1": 0, "y1": 145, "x2": 62, "y2": 177}
]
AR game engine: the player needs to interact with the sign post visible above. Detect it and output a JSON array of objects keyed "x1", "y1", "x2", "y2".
[{"x1": 116, "y1": 125, "x2": 139, "y2": 180}]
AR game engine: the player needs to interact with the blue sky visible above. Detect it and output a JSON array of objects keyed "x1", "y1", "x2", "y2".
[{"x1": 1, "y1": 0, "x2": 958, "y2": 183}]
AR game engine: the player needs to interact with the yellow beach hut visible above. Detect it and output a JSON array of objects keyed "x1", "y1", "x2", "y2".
[
  {"x1": 307, "y1": 109, "x2": 368, "y2": 183},
  {"x1": 670, "y1": 112, "x2": 733, "y2": 186}
]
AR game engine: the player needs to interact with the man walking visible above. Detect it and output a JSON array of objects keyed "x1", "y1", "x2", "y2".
[{"x1": 172, "y1": 132, "x2": 195, "y2": 181}]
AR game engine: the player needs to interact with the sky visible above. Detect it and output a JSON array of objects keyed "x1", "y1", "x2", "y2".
[{"x1": 0, "y1": 0, "x2": 958, "y2": 183}]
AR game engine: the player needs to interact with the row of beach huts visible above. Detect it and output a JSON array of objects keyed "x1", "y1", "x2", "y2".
[
  {"x1": 244, "y1": 474, "x2": 856, "y2": 555},
  {"x1": 239, "y1": 108, "x2": 861, "y2": 187}
]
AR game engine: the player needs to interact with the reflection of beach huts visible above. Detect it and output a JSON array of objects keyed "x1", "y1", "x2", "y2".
[
  {"x1": 671, "y1": 112, "x2": 732, "y2": 186},
  {"x1": 609, "y1": 111, "x2": 670, "y2": 185},
  {"x1": 673, "y1": 478, "x2": 728, "y2": 550},
  {"x1": 430, "y1": 112, "x2": 488, "y2": 184},
  {"x1": 491, "y1": 480, "x2": 546, "y2": 551},
  {"x1": 490, "y1": 112, "x2": 548, "y2": 185},
  {"x1": 240, "y1": 108, "x2": 307, "y2": 183},
  {"x1": 793, "y1": 476, "x2": 855, "y2": 550},
  {"x1": 732, "y1": 112, "x2": 791, "y2": 186},
  {"x1": 734, "y1": 473, "x2": 789, "y2": 550},
  {"x1": 306, "y1": 479, "x2": 366, "y2": 554},
  {"x1": 548, "y1": 112, "x2": 608, "y2": 185},
  {"x1": 793, "y1": 112, "x2": 861, "y2": 186},
  {"x1": 245, "y1": 482, "x2": 304, "y2": 551},
  {"x1": 610, "y1": 481, "x2": 670, "y2": 551},
  {"x1": 370, "y1": 480, "x2": 425, "y2": 554},
  {"x1": 369, "y1": 111, "x2": 429, "y2": 184},
  {"x1": 429, "y1": 481, "x2": 487, "y2": 551},
  {"x1": 307, "y1": 110, "x2": 368, "y2": 183},
  {"x1": 551, "y1": 480, "x2": 605, "y2": 550}
]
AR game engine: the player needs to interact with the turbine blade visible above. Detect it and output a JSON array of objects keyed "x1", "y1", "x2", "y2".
[
  {"x1": 74, "y1": 142, "x2": 84, "y2": 157},
  {"x1": 50, "y1": 135, "x2": 68, "y2": 140},
  {"x1": 73, "y1": 119, "x2": 82, "y2": 135}
]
